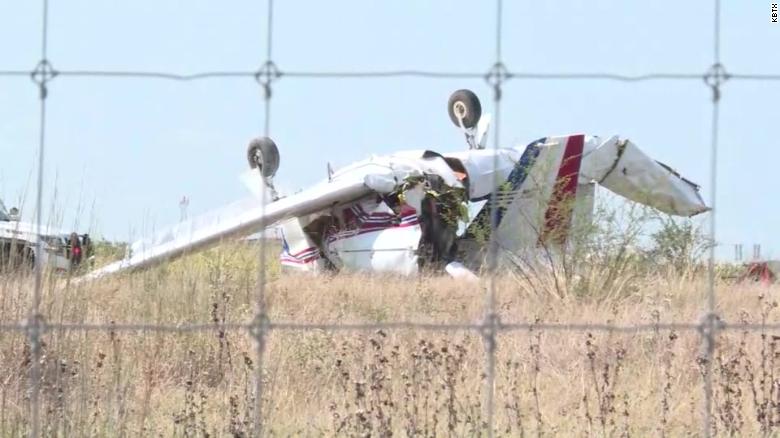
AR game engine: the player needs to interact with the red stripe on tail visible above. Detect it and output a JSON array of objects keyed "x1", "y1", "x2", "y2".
[{"x1": 539, "y1": 134, "x2": 585, "y2": 245}]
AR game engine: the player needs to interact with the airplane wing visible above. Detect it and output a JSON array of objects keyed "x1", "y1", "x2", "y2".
[
  {"x1": 580, "y1": 136, "x2": 709, "y2": 217},
  {"x1": 84, "y1": 153, "x2": 436, "y2": 279},
  {"x1": 84, "y1": 177, "x2": 372, "y2": 279}
]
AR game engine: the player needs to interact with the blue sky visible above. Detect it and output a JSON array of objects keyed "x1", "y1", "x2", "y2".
[{"x1": 0, "y1": 1, "x2": 777, "y2": 259}]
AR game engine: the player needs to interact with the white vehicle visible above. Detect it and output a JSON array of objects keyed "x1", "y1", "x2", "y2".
[
  {"x1": 86, "y1": 90, "x2": 708, "y2": 280},
  {"x1": 0, "y1": 200, "x2": 87, "y2": 272}
]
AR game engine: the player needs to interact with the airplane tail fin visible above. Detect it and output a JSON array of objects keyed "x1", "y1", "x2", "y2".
[{"x1": 484, "y1": 134, "x2": 708, "y2": 259}]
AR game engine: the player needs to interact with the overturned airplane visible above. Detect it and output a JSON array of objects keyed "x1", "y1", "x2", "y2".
[{"x1": 86, "y1": 90, "x2": 708, "y2": 280}]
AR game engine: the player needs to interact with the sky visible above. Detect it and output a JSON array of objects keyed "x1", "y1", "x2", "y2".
[{"x1": 0, "y1": 1, "x2": 777, "y2": 260}]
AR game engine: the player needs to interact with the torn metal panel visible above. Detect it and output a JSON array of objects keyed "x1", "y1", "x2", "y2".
[
  {"x1": 442, "y1": 148, "x2": 519, "y2": 200},
  {"x1": 279, "y1": 217, "x2": 324, "y2": 271}
]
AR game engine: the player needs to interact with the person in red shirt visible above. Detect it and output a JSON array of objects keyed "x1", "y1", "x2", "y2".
[{"x1": 69, "y1": 232, "x2": 82, "y2": 269}]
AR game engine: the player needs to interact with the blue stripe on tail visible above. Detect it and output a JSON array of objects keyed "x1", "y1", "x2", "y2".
[
  {"x1": 466, "y1": 137, "x2": 546, "y2": 237},
  {"x1": 495, "y1": 137, "x2": 545, "y2": 225}
]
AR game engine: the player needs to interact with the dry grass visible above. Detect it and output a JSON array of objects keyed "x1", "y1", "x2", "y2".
[{"x1": 0, "y1": 241, "x2": 779, "y2": 436}]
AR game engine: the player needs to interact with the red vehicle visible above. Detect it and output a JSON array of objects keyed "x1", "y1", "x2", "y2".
[{"x1": 739, "y1": 261, "x2": 780, "y2": 284}]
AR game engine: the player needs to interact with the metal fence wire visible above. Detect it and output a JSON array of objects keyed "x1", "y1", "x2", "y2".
[{"x1": 2, "y1": 0, "x2": 780, "y2": 437}]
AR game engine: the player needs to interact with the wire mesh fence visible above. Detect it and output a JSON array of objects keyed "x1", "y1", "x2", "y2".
[{"x1": 1, "y1": 0, "x2": 779, "y2": 436}]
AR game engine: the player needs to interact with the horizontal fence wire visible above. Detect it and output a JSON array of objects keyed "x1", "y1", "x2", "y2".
[
  {"x1": 4, "y1": 68, "x2": 780, "y2": 81},
  {"x1": 2, "y1": 0, "x2": 779, "y2": 436}
]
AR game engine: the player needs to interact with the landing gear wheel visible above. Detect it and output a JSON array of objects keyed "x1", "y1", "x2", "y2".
[
  {"x1": 246, "y1": 137, "x2": 280, "y2": 178},
  {"x1": 447, "y1": 89, "x2": 482, "y2": 129}
]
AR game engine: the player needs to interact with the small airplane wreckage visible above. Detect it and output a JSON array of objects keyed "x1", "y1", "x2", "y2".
[{"x1": 86, "y1": 90, "x2": 708, "y2": 281}]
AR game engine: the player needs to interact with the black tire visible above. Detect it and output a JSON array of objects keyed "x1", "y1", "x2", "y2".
[
  {"x1": 246, "y1": 137, "x2": 280, "y2": 178},
  {"x1": 447, "y1": 89, "x2": 482, "y2": 129}
]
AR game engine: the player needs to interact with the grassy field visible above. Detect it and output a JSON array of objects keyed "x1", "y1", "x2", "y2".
[{"x1": 0, "y1": 241, "x2": 778, "y2": 436}]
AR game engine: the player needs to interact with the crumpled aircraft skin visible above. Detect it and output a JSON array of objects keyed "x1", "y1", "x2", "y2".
[{"x1": 85, "y1": 90, "x2": 707, "y2": 280}]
